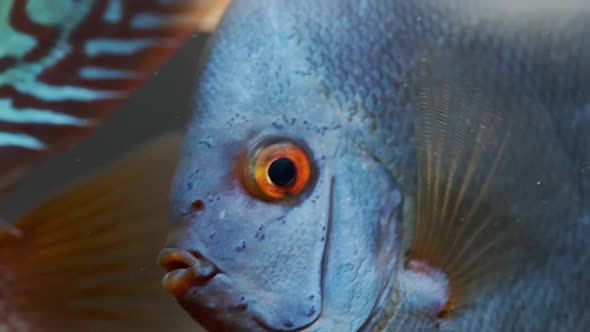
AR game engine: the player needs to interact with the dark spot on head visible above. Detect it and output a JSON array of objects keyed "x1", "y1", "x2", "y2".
[
  {"x1": 237, "y1": 296, "x2": 248, "y2": 310},
  {"x1": 256, "y1": 224, "x2": 265, "y2": 241},
  {"x1": 191, "y1": 200, "x2": 205, "y2": 211},
  {"x1": 236, "y1": 241, "x2": 247, "y2": 252},
  {"x1": 283, "y1": 320, "x2": 294, "y2": 328},
  {"x1": 308, "y1": 295, "x2": 314, "y2": 300}
]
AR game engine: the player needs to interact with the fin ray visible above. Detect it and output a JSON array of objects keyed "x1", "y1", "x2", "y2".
[{"x1": 407, "y1": 50, "x2": 572, "y2": 314}]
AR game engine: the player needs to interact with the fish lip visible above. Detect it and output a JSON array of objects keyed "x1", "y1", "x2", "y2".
[
  {"x1": 158, "y1": 247, "x2": 221, "y2": 294},
  {"x1": 158, "y1": 247, "x2": 218, "y2": 271}
]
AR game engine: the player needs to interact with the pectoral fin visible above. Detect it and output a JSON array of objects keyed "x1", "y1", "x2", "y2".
[{"x1": 404, "y1": 49, "x2": 573, "y2": 317}]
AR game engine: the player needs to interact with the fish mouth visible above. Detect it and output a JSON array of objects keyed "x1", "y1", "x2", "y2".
[
  {"x1": 158, "y1": 247, "x2": 220, "y2": 297},
  {"x1": 158, "y1": 248, "x2": 322, "y2": 331},
  {"x1": 158, "y1": 247, "x2": 300, "y2": 331}
]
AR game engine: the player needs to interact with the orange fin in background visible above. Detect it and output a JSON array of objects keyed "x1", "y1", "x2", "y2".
[
  {"x1": 0, "y1": 132, "x2": 204, "y2": 332},
  {"x1": 0, "y1": 0, "x2": 232, "y2": 195}
]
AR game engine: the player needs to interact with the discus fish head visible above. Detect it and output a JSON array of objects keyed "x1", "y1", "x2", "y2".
[
  {"x1": 161, "y1": 117, "x2": 403, "y2": 331},
  {"x1": 159, "y1": 5, "x2": 403, "y2": 329}
]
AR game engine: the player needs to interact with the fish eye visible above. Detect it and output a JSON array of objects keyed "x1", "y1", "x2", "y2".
[{"x1": 239, "y1": 138, "x2": 313, "y2": 201}]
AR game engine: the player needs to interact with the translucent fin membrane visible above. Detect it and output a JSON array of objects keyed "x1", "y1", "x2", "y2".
[
  {"x1": 406, "y1": 49, "x2": 575, "y2": 316},
  {"x1": 0, "y1": 133, "x2": 203, "y2": 332}
]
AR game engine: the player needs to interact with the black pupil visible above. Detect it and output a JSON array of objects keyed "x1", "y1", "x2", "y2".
[{"x1": 268, "y1": 157, "x2": 296, "y2": 186}]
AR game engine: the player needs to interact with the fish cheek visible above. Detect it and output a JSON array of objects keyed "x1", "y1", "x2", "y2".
[
  {"x1": 319, "y1": 154, "x2": 402, "y2": 330},
  {"x1": 170, "y1": 175, "x2": 329, "y2": 330}
]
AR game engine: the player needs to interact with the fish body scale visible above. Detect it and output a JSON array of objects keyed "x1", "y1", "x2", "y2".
[
  {"x1": 291, "y1": 0, "x2": 590, "y2": 190},
  {"x1": 0, "y1": 0, "x2": 221, "y2": 194},
  {"x1": 0, "y1": 0, "x2": 96, "y2": 149}
]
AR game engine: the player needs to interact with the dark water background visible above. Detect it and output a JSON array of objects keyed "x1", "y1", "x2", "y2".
[{"x1": 2, "y1": 34, "x2": 210, "y2": 221}]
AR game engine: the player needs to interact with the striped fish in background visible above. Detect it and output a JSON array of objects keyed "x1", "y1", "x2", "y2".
[
  {"x1": 0, "y1": 0, "x2": 230, "y2": 196},
  {"x1": 0, "y1": 1, "x2": 231, "y2": 331}
]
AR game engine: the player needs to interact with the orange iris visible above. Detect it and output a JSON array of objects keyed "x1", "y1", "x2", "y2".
[{"x1": 241, "y1": 139, "x2": 312, "y2": 201}]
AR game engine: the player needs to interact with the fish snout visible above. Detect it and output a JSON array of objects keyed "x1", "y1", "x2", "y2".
[{"x1": 158, "y1": 248, "x2": 219, "y2": 297}]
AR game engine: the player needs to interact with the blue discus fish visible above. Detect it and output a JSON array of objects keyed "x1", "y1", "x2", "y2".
[
  {"x1": 159, "y1": 1, "x2": 590, "y2": 331},
  {"x1": 0, "y1": 1, "x2": 229, "y2": 331}
]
